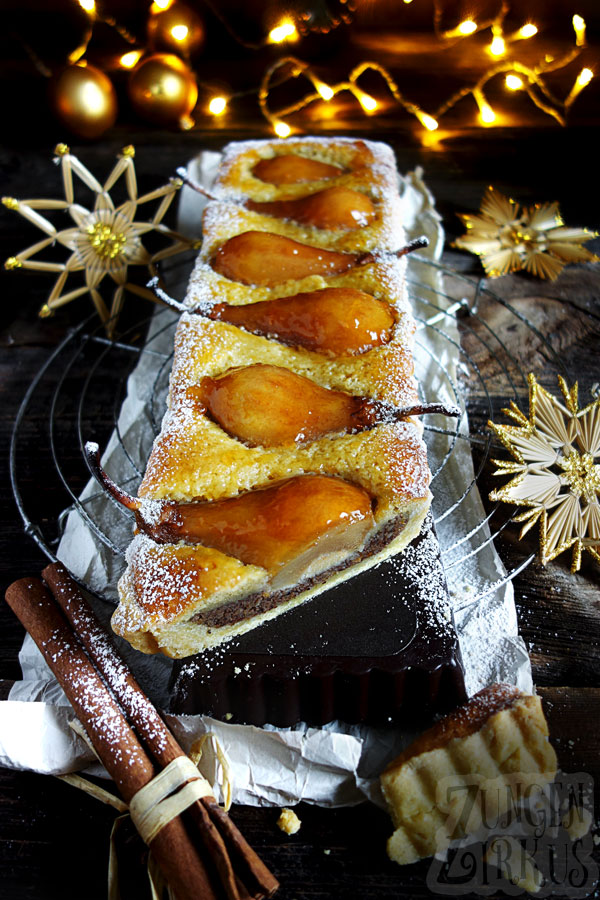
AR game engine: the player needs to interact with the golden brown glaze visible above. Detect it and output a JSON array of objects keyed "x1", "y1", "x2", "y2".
[
  {"x1": 208, "y1": 287, "x2": 395, "y2": 356},
  {"x1": 253, "y1": 154, "x2": 345, "y2": 185}
]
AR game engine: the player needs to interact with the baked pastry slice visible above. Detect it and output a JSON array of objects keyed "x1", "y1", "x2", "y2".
[
  {"x1": 109, "y1": 138, "x2": 440, "y2": 658},
  {"x1": 380, "y1": 684, "x2": 557, "y2": 866}
]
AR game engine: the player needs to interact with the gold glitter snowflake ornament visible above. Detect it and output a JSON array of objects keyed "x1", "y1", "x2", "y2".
[
  {"x1": 455, "y1": 187, "x2": 598, "y2": 280},
  {"x1": 489, "y1": 375, "x2": 600, "y2": 572},
  {"x1": 3, "y1": 144, "x2": 193, "y2": 336}
]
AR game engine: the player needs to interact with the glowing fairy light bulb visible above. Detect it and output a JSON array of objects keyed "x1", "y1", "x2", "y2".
[
  {"x1": 268, "y1": 20, "x2": 298, "y2": 43},
  {"x1": 119, "y1": 50, "x2": 143, "y2": 69},
  {"x1": 171, "y1": 24, "x2": 189, "y2": 42},
  {"x1": 565, "y1": 67, "x2": 593, "y2": 107},
  {"x1": 152, "y1": 0, "x2": 173, "y2": 9},
  {"x1": 314, "y1": 79, "x2": 334, "y2": 101},
  {"x1": 274, "y1": 120, "x2": 292, "y2": 137},
  {"x1": 209, "y1": 96, "x2": 227, "y2": 116},
  {"x1": 416, "y1": 111, "x2": 439, "y2": 131},
  {"x1": 353, "y1": 87, "x2": 378, "y2": 112},
  {"x1": 474, "y1": 90, "x2": 496, "y2": 124},
  {"x1": 505, "y1": 74, "x2": 524, "y2": 91},
  {"x1": 572, "y1": 14, "x2": 586, "y2": 46},
  {"x1": 518, "y1": 23, "x2": 538, "y2": 38},
  {"x1": 78, "y1": 0, "x2": 96, "y2": 12},
  {"x1": 489, "y1": 34, "x2": 506, "y2": 57},
  {"x1": 442, "y1": 19, "x2": 477, "y2": 38}
]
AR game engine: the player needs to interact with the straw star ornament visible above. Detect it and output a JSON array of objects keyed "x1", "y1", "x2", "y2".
[
  {"x1": 3, "y1": 144, "x2": 194, "y2": 336},
  {"x1": 454, "y1": 187, "x2": 598, "y2": 280},
  {"x1": 489, "y1": 375, "x2": 600, "y2": 572}
]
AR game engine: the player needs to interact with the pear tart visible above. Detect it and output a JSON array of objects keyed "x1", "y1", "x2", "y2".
[
  {"x1": 112, "y1": 139, "x2": 434, "y2": 659},
  {"x1": 214, "y1": 137, "x2": 402, "y2": 246}
]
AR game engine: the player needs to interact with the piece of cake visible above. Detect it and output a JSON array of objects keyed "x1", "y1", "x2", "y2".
[
  {"x1": 380, "y1": 684, "x2": 557, "y2": 866},
  {"x1": 105, "y1": 138, "x2": 444, "y2": 658}
]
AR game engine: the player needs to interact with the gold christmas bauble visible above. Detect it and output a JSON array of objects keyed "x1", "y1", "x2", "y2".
[
  {"x1": 50, "y1": 64, "x2": 117, "y2": 139},
  {"x1": 128, "y1": 54, "x2": 198, "y2": 128},
  {"x1": 147, "y1": 1, "x2": 205, "y2": 56}
]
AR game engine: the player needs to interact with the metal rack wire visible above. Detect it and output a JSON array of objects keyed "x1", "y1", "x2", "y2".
[{"x1": 10, "y1": 255, "x2": 568, "y2": 604}]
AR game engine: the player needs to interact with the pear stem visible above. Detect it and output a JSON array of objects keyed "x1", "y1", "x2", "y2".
[
  {"x1": 176, "y1": 167, "x2": 220, "y2": 203},
  {"x1": 394, "y1": 401, "x2": 461, "y2": 419},
  {"x1": 358, "y1": 399, "x2": 461, "y2": 429},
  {"x1": 146, "y1": 276, "x2": 187, "y2": 313},
  {"x1": 358, "y1": 235, "x2": 429, "y2": 268},
  {"x1": 84, "y1": 442, "x2": 141, "y2": 511}
]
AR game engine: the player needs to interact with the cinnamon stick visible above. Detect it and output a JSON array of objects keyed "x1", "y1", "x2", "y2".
[
  {"x1": 42, "y1": 562, "x2": 279, "y2": 900},
  {"x1": 5, "y1": 576, "x2": 218, "y2": 900}
]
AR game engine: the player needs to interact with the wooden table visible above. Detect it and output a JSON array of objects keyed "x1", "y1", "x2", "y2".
[{"x1": 1, "y1": 125, "x2": 599, "y2": 899}]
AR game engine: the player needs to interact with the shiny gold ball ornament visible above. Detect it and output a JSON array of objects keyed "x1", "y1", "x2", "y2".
[
  {"x1": 128, "y1": 53, "x2": 198, "y2": 129},
  {"x1": 147, "y1": 1, "x2": 205, "y2": 56},
  {"x1": 50, "y1": 63, "x2": 117, "y2": 139}
]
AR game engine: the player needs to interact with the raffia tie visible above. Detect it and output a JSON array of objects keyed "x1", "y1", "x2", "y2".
[
  {"x1": 128, "y1": 756, "x2": 214, "y2": 846},
  {"x1": 59, "y1": 724, "x2": 234, "y2": 899}
]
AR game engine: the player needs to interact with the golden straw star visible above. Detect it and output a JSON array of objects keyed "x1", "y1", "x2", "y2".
[
  {"x1": 489, "y1": 374, "x2": 600, "y2": 572},
  {"x1": 454, "y1": 186, "x2": 598, "y2": 280},
  {"x1": 3, "y1": 144, "x2": 194, "y2": 336}
]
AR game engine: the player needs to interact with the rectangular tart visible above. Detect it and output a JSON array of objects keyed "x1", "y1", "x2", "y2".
[{"x1": 112, "y1": 138, "x2": 435, "y2": 659}]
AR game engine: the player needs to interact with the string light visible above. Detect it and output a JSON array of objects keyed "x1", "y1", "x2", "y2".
[
  {"x1": 119, "y1": 51, "x2": 143, "y2": 69},
  {"x1": 572, "y1": 14, "x2": 586, "y2": 46},
  {"x1": 443, "y1": 19, "x2": 477, "y2": 38},
  {"x1": 311, "y1": 78, "x2": 334, "y2": 101},
  {"x1": 565, "y1": 67, "x2": 594, "y2": 107},
  {"x1": 516, "y1": 23, "x2": 537, "y2": 39},
  {"x1": 352, "y1": 86, "x2": 378, "y2": 112},
  {"x1": 268, "y1": 20, "x2": 299, "y2": 44},
  {"x1": 208, "y1": 96, "x2": 227, "y2": 115},
  {"x1": 171, "y1": 24, "x2": 189, "y2": 42},
  {"x1": 488, "y1": 34, "x2": 506, "y2": 57},
  {"x1": 57, "y1": 0, "x2": 595, "y2": 140},
  {"x1": 415, "y1": 111, "x2": 439, "y2": 131},
  {"x1": 505, "y1": 73, "x2": 524, "y2": 91},
  {"x1": 273, "y1": 120, "x2": 292, "y2": 137},
  {"x1": 474, "y1": 89, "x2": 496, "y2": 124}
]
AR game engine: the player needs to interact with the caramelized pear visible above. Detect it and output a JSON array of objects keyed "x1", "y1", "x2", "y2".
[
  {"x1": 213, "y1": 232, "x2": 353, "y2": 286},
  {"x1": 212, "y1": 232, "x2": 427, "y2": 287},
  {"x1": 190, "y1": 364, "x2": 460, "y2": 447},
  {"x1": 246, "y1": 186, "x2": 376, "y2": 230},
  {"x1": 209, "y1": 287, "x2": 395, "y2": 356},
  {"x1": 85, "y1": 443, "x2": 374, "y2": 579},
  {"x1": 253, "y1": 155, "x2": 344, "y2": 185}
]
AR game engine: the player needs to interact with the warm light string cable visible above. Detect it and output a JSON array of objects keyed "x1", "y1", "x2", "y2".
[
  {"x1": 58, "y1": 0, "x2": 596, "y2": 133},
  {"x1": 258, "y1": 58, "x2": 440, "y2": 135},
  {"x1": 257, "y1": 11, "x2": 591, "y2": 136}
]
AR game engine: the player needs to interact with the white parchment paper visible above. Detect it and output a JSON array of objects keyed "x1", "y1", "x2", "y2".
[{"x1": 1, "y1": 151, "x2": 531, "y2": 809}]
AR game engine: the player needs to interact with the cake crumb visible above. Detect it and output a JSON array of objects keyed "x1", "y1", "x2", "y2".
[{"x1": 277, "y1": 808, "x2": 301, "y2": 835}]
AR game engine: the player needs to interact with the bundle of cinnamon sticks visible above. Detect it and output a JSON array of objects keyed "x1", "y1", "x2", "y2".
[{"x1": 5, "y1": 563, "x2": 279, "y2": 900}]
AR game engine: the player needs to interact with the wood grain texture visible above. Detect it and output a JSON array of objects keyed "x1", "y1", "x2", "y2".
[{"x1": 1, "y1": 124, "x2": 599, "y2": 899}]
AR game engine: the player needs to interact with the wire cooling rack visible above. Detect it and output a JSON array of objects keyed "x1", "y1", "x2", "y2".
[{"x1": 10, "y1": 255, "x2": 568, "y2": 603}]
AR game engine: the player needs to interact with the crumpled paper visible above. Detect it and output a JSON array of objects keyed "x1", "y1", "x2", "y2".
[{"x1": 0, "y1": 149, "x2": 532, "y2": 810}]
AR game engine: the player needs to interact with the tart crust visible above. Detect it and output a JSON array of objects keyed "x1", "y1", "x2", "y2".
[{"x1": 112, "y1": 138, "x2": 432, "y2": 658}]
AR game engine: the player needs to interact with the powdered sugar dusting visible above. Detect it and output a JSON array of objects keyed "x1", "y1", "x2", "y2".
[{"x1": 52, "y1": 578, "x2": 169, "y2": 752}]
